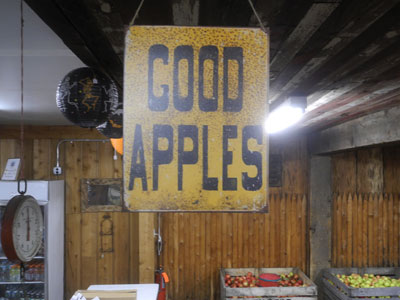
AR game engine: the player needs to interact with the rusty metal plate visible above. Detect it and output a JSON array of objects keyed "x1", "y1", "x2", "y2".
[{"x1": 124, "y1": 26, "x2": 269, "y2": 211}]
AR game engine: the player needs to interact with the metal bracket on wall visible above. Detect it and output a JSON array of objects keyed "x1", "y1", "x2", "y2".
[{"x1": 53, "y1": 138, "x2": 109, "y2": 175}]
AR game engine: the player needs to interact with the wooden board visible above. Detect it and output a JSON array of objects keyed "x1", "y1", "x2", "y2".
[
  {"x1": 161, "y1": 194, "x2": 309, "y2": 300},
  {"x1": 332, "y1": 193, "x2": 400, "y2": 268},
  {"x1": 1, "y1": 133, "x2": 308, "y2": 300}
]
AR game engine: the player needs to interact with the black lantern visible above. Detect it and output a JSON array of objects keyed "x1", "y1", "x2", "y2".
[
  {"x1": 97, "y1": 100, "x2": 123, "y2": 138},
  {"x1": 56, "y1": 67, "x2": 118, "y2": 128}
]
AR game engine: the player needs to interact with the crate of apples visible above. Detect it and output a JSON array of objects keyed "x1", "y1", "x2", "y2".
[
  {"x1": 278, "y1": 272, "x2": 306, "y2": 287},
  {"x1": 336, "y1": 273, "x2": 400, "y2": 288},
  {"x1": 224, "y1": 272, "x2": 259, "y2": 288}
]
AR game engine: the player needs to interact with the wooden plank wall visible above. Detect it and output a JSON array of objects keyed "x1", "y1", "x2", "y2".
[
  {"x1": 331, "y1": 145, "x2": 400, "y2": 268},
  {"x1": 160, "y1": 137, "x2": 309, "y2": 300},
  {"x1": 0, "y1": 131, "x2": 141, "y2": 300},
  {"x1": 0, "y1": 129, "x2": 309, "y2": 300},
  {"x1": 332, "y1": 193, "x2": 399, "y2": 268}
]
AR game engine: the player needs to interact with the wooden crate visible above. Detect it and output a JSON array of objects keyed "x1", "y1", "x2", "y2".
[
  {"x1": 220, "y1": 267, "x2": 317, "y2": 300},
  {"x1": 322, "y1": 268, "x2": 400, "y2": 300}
]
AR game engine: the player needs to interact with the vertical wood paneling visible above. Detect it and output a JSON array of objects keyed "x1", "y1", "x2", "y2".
[
  {"x1": 65, "y1": 142, "x2": 82, "y2": 214},
  {"x1": 1, "y1": 133, "x2": 310, "y2": 300},
  {"x1": 362, "y1": 194, "x2": 368, "y2": 267},
  {"x1": 33, "y1": 139, "x2": 50, "y2": 179},
  {"x1": 2, "y1": 134, "x2": 141, "y2": 300},
  {"x1": 80, "y1": 140, "x2": 100, "y2": 287},
  {"x1": 97, "y1": 212, "x2": 114, "y2": 284},
  {"x1": 383, "y1": 146, "x2": 400, "y2": 193},
  {"x1": 332, "y1": 193, "x2": 400, "y2": 268},
  {"x1": 346, "y1": 194, "x2": 352, "y2": 267},
  {"x1": 0, "y1": 139, "x2": 18, "y2": 175},
  {"x1": 66, "y1": 214, "x2": 82, "y2": 297},
  {"x1": 161, "y1": 194, "x2": 308, "y2": 300},
  {"x1": 357, "y1": 148, "x2": 383, "y2": 193},
  {"x1": 81, "y1": 213, "x2": 98, "y2": 289},
  {"x1": 112, "y1": 212, "x2": 130, "y2": 283},
  {"x1": 332, "y1": 152, "x2": 356, "y2": 193},
  {"x1": 130, "y1": 213, "x2": 139, "y2": 284}
]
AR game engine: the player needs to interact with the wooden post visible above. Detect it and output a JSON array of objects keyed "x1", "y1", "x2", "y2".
[
  {"x1": 137, "y1": 213, "x2": 156, "y2": 283},
  {"x1": 309, "y1": 155, "x2": 332, "y2": 286}
]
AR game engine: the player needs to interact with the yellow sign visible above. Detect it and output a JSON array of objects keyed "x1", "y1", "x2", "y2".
[{"x1": 124, "y1": 26, "x2": 269, "y2": 211}]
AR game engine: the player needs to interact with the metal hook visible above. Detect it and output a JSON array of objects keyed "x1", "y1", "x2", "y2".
[{"x1": 18, "y1": 178, "x2": 27, "y2": 195}]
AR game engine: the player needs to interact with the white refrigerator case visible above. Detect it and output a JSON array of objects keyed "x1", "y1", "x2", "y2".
[{"x1": 0, "y1": 180, "x2": 64, "y2": 300}]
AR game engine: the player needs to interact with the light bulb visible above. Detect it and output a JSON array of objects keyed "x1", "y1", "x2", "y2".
[{"x1": 265, "y1": 105, "x2": 304, "y2": 134}]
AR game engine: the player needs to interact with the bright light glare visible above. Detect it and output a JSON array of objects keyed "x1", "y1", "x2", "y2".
[{"x1": 265, "y1": 105, "x2": 304, "y2": 134}]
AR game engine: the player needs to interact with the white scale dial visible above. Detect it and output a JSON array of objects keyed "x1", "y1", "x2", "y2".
[{"x1": 12, "y1": 198, "x2": 43, "y2": 261}]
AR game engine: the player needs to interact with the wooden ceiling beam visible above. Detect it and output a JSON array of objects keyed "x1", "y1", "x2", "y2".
[
  {"x1": 83, "y1": 0, "x2": 174, "y2": 62},
  {"x1": 199, "y1": 0, "x2": 252, "y2": 26},
  {"x1": 25, "y1": 0, "x2": 124, "y2": 87},
  {"x1": 269, "y1": 0, "x2": 400, "y2": 107},
  {"x1": 308, "y1": 105, "x2": 400, "y2": 155},
  {"x1": 306, "y1": 39, "x2": 400, "y2": 112},
  {"x1": 254, "y1": 0, "x2": 314, "y2": 61},
  {"x1": 304, "y1": 85, "x2": 400, "y2": 129},
  {"x1": 54, "y1": 0, "x2": 123, "y2": 86},
  {"x1": 300, "y1": 67, "x2": 400, "y2": 129},
  {"x1": 24, "y1": 0, "x2": 99, "y2": 68},
  {"x1": 309, "y1": 95, "x2": 400, "y2": 132},
  {"x1": 172, "y1": 0, "x2": 200, "y2": 26},
  {"x1": 268, "y1": 2, "x2": 339, "y2": 89}
]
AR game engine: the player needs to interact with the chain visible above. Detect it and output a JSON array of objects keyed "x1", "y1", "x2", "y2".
[
  {"x1": 129, "y1": 0, "x2": 146, "y2": 27},
  {"x1": 247, "y1": 0, "x2": 267, "y2": 33},
  {"x1": 20, "y1": 0, "x2": 25, "y2": 179}
]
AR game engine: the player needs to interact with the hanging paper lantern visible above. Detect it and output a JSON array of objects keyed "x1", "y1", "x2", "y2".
[
  {"x1": 111, "y1": 138, "x2": 123, "y2": 155},
  {"x1": 56, "y1": 67, "x2": 118, "y2": 128},
  {"x1": 97, "y1": 99, "x2": 123, "y2": 138}
]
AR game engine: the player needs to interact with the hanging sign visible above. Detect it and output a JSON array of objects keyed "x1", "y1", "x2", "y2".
[{"x1": 124, "y1": 26, "x2": 269, "y2": 211}]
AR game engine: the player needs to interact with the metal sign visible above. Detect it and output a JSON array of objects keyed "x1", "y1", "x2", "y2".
[{"x1": 124, "y1": 26, "x2": 269, "y2": 211}]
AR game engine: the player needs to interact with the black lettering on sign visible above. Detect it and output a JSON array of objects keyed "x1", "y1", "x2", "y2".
[
  {"x1": 242, "y1": 125, "x2": 263, "y2": 191},
  {"x1": 173, "y1": 46, "x2": 194, "y2": 112},
  {"x1": 223, "y1": 47, "x2": 243, "y2": 112},
  {"x1": 202, "y1": 125, "x2": 218, "y2": 190},
  {"x1": 148, "y1": 44, "x2": 169, "y2": 111},
  {"x1": 223, "y1": 125, "x2": 237, "y2": 190},
  {"x1": 199, "y1": 46, "x2": 218, "y2": 112},
  {"x1": 153, "y1": 124, "x2": 173, "y2": 191},
  {"x1": 129, "y1": 124, "x2": 148, "y2": 191},
  {"x1": 178, "y1": 125, "x2": 198, "y2": 190}
]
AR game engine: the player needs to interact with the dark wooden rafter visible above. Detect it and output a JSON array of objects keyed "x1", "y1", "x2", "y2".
[
  {"x1": 24, "y1": 0, "x2": 124, "y2": 87},
  {"x1": 199, "y1": 0, "x2": 253, "y2": 27},
  {"x1": 54, "y1": 0, "x2": 124, "y2": 86},
  {"x1": 23, "y1": 0, "x2": 98, "y2": 68},
  {"x1": 253, "y1": 0, "x2": 315, "y2": 61},
  {"x1": 308, "y1": 95, "x2": 400, "y2": 132},
  {"x1": 82, "y1": 0, "x2": 174, "y2": 61},
  {"x1": 302, "y1": 62, "x2": 400, "y2": 129},
  {"x1": 307, "y1": 36, "x2": 400, "y2": 110},
  {"x1": 83, "y1": 0, "x2": 129, "y2": 61},
  {"x1": 269, "y1": 0, "x2": 400, "y2": 108},
  {"x1": 23, "y1": 0, "x2": 400, "y2": 131},
  {"x1": 307, "y1": 61, "x2": 400, "y2": 115},
  {"x1": 268, "y1": 1, "x2": 340, "y2": 87}
]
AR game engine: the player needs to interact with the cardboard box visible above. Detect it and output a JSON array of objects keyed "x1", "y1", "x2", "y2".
[{"x1": 73, "y1": 289, "x2": 137, "y2": 300}]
